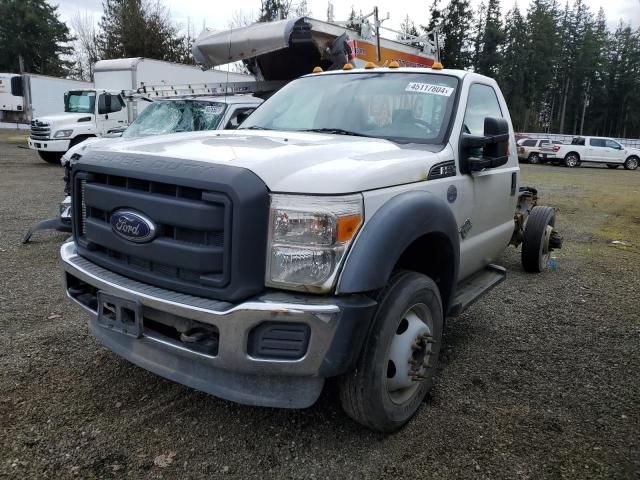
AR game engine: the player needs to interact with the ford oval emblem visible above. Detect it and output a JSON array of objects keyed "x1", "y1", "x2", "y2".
[{"x1": 110, "y1": 210, "x2": 156, "y2": 243}]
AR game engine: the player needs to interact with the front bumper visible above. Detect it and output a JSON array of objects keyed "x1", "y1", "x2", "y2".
[
  {"x1": 60, "y1": 242, "x2": 376, "y2": 408},
  {"x1": 28, "y1": 137, "x2": 71, "y2": 152}
]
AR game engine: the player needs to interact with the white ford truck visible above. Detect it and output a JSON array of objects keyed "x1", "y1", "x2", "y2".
[
  {"x1": 541, "y1": 135, "x2": 640, "y2": 170},
  {"x1": 59, "y1": 65, "x2": 562, "y2": 432}
]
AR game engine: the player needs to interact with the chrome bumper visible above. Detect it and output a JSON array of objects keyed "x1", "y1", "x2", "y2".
[{"x1": 60, "y1": 242, "x2": 375, "y2": 408}]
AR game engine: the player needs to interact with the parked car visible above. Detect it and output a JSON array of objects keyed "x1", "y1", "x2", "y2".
[
  {"x1": 517, "y1": 138, "x2": 562, "y2": 164},
  {"x1": 542, "y1": 136, "x2": 640, "y2": 170}
]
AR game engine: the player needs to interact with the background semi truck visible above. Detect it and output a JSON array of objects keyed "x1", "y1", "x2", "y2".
[
  {"x1": 0, "y1": 73, "x2": 91, "y2": 126},
  {"x1": 27, "y1": 58, "x2": 254, "y2": 163}
]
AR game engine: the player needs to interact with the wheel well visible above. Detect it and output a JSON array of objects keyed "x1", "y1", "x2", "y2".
[
  {"x1": 564, "y1": 151, "x2": 580, "y2": 160},
  {"x1": 626, "y1": 155, "x2": 639, "y2": 161},
  {"x1": 393, "y1": 233, "x2": 456, "y2": 312}
]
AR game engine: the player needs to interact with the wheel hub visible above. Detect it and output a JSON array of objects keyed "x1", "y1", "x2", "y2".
[{"x1": 386, "y1": 306, "x2": 434, "y2": 404}]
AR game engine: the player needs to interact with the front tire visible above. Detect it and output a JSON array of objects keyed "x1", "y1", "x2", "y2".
[
  {"x1": 522, "y1": 206, "x2": 556, "y2": 273},
  {"x1": 528, "y1": 152, "x2": 540, "y2": 164},
  {"x1": 564, "y1": 153, "x2": 580, "y2": 168},
  {"x1": 624, "y1": 156, "x2": 639, "y2": 170},
  {"x1": 339, "y1": 271, "x2": 443, "y2": 432},
  {"x1": 37, "y1": 151, "x2": 63, "y2": 165}
]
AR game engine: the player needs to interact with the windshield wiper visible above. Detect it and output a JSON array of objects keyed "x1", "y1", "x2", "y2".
[{"x1": 300, "y1": 128, "x2": 370, "y2": 137}]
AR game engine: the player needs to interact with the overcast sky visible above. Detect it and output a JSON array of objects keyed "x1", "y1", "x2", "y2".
[{"x1": 51, "y1": 0, "x2": 640, "y2": 36}]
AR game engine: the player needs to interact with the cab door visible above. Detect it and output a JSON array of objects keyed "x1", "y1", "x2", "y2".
[
  {"x1": 586, "y1": 138, "x2": 605, "y2": 161},
  {"x1": 605, "y1": 139, "x2": 625, "y2": 163},
  {"x1": 455, "y1": 81, "x2": 519, "y2": 279},
  {"x1": 97, "y1": 93, "x2": 128, "y2": 134}
]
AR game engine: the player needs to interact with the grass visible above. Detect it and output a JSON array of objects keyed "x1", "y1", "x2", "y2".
[
  {"x1": 520, "y1": 163, "x2": 640, "y2": 255},
  {"x1": 0, "y1": 129, "x2": 28, "y2": 145}
]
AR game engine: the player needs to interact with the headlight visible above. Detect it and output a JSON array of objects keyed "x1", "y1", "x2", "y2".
[
  {"x1": 53, "y1": 129, "x2": 73, "y2": 138},
  {"x1": 266, "y1": 194, "x2": 363, "y2": 292}
]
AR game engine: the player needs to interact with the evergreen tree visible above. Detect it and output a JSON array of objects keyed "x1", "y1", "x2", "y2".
[
  {"x1": 439, "y1": 0, "x2": 474, "y2": 69},
  {"x1": 477, "y1": 0, "x2": 503, "y2": 76},
  {"x1": 258, "y1": 0, "x2": 291, "y2": 21},
  {"x1": 471, "y1": 2, "x2": 486, "y2": 71},
  {"x1": 499, "y1": 5, "x2": 529, "y2": 130},
  {"x1": 0, "y1": 0, "x2": 74, "y2": 76},
  {"x1": 399, "y1": 14, "x2": 422, "y2": 49},
  {"x1": 97, "y1": 0, "x2": 191, "y2": 64}
]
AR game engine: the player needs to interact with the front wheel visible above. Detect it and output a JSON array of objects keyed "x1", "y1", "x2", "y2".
[
  {"x1": 624, "y1": 156, "x2": 639, "y2": 170},
  {"x1": 339, "y1": 271, "x2": 443, "y2": 432},
  {"x1": 528, "y1": 152, "x2": 540, "y2": 164},
  {"x1": 564, "y1": 153, "x2": 580, "y2": 168},
  {"x1": 37, "y1": 151, "x2": 63, "y2": 165}
]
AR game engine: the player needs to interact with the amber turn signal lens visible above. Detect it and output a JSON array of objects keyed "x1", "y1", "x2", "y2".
[{"x1": 337, "y1": 214, "x2": 363, "y2": 243}]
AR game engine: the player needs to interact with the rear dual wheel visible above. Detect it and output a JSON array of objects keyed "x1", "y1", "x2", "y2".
[{"x1": 339, "y1": 271, "x2": 443, "y2": 432}]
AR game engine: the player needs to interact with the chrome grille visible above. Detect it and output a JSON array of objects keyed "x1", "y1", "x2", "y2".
[{"x1": 30, "y1": 120, "x2": 51, "y2": 140}]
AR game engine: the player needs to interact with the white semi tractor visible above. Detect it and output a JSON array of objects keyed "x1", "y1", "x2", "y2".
[
  {"x1": 0, "y1": 73, "x2": 91, "y2": 127},
  {"x1": 26, "y1": 58, "x2": 253, "y2": 163}
]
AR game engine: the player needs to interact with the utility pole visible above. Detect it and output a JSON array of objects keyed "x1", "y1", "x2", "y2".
[{"x1": 374, "y1": 7, "x2": 381, "y2": 62}]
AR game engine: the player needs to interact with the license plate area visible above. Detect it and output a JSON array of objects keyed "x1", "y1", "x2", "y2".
[{"x1": 97, "y1": 291, "x2": 143, "y2": 338}]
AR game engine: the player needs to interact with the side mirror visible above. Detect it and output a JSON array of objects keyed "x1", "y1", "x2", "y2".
[
  {"x1": 460, "y1": 117, "x2": 510, "y2": 173},
  {"x1": 97, "y1": 94, "x2": 107, "y2": 115}
]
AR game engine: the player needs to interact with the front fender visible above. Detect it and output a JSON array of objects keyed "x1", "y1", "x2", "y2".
[{"x1": 337, "y1": 190, "x2": 460, "y2": 298}]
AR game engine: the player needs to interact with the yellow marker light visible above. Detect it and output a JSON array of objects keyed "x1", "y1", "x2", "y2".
[
  {"x1": 312, "y1": 66, "x2": 323, "y2": 73},
  {"x1": 364, "y1": 62, "x2": 376, "y2": 69},
  {"x1": 337, "y1": 214, "x2": 363, "y2": 243},
  {"x1": 432, "y1": 62, "x2": 444, "y2": 70},
  {"x1": 343, "y1": 63, "x2": 354, "y2": 70},
  {"x1": 388, "y1": 61, "x2": 400, "y2": 69}
]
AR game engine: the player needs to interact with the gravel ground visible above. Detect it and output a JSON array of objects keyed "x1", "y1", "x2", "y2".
[{"x1": 1, "y1": 135, "x2": 638, "y2": 479}]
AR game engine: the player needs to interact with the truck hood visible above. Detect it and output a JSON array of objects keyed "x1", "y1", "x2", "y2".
[
  {"x1": 35, "y1": 112, "x2": 93, "y2": 125},
  {"x1": 86, "y1": 130, "x2": 451, "y2": 193}
]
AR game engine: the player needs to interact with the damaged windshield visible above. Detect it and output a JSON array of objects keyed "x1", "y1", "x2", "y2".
[
  {"x1": 123, "y1": 100, "x2": 227, "y2": 138},
  {"x1": 240, "y1": 72, "x2": 458, "y2": 144}
]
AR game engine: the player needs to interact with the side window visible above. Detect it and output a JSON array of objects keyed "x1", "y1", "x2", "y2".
[
  {"x1": 605, "y1": 139, "x2": 621, "y2": 149},
  {"x1": 462, "y1": 84, "x2": 503, "y2": 136},
  {"x1": 109, "y1": 95, "x2": 123, "y2": 113},
  {"x1": 225, "y1": 107, "x2": 256, "y2": 130},
  {"x1": 522, "y1": 139, "x2": 537, "y2": 147},
  {"x1": 590, "y1": 138, "x2": 605, "y2": 147}
]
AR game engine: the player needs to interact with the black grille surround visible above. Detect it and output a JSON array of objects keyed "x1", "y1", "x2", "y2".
[{"x1": 72, "y1": 150, "x2": 270, "y2": 302}]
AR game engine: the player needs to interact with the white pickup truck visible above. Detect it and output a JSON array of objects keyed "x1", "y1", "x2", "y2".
[
  {"x1": 541, "y1": 136, "x2": 640, "y2": 170},
  {"x1": 59, "y1": 65, "x2": 562, "y2": 432}
]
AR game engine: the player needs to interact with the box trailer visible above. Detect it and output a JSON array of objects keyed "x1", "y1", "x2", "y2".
[{"x1": 0, "y1": 73, "x2": 92, "y2": 126}]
